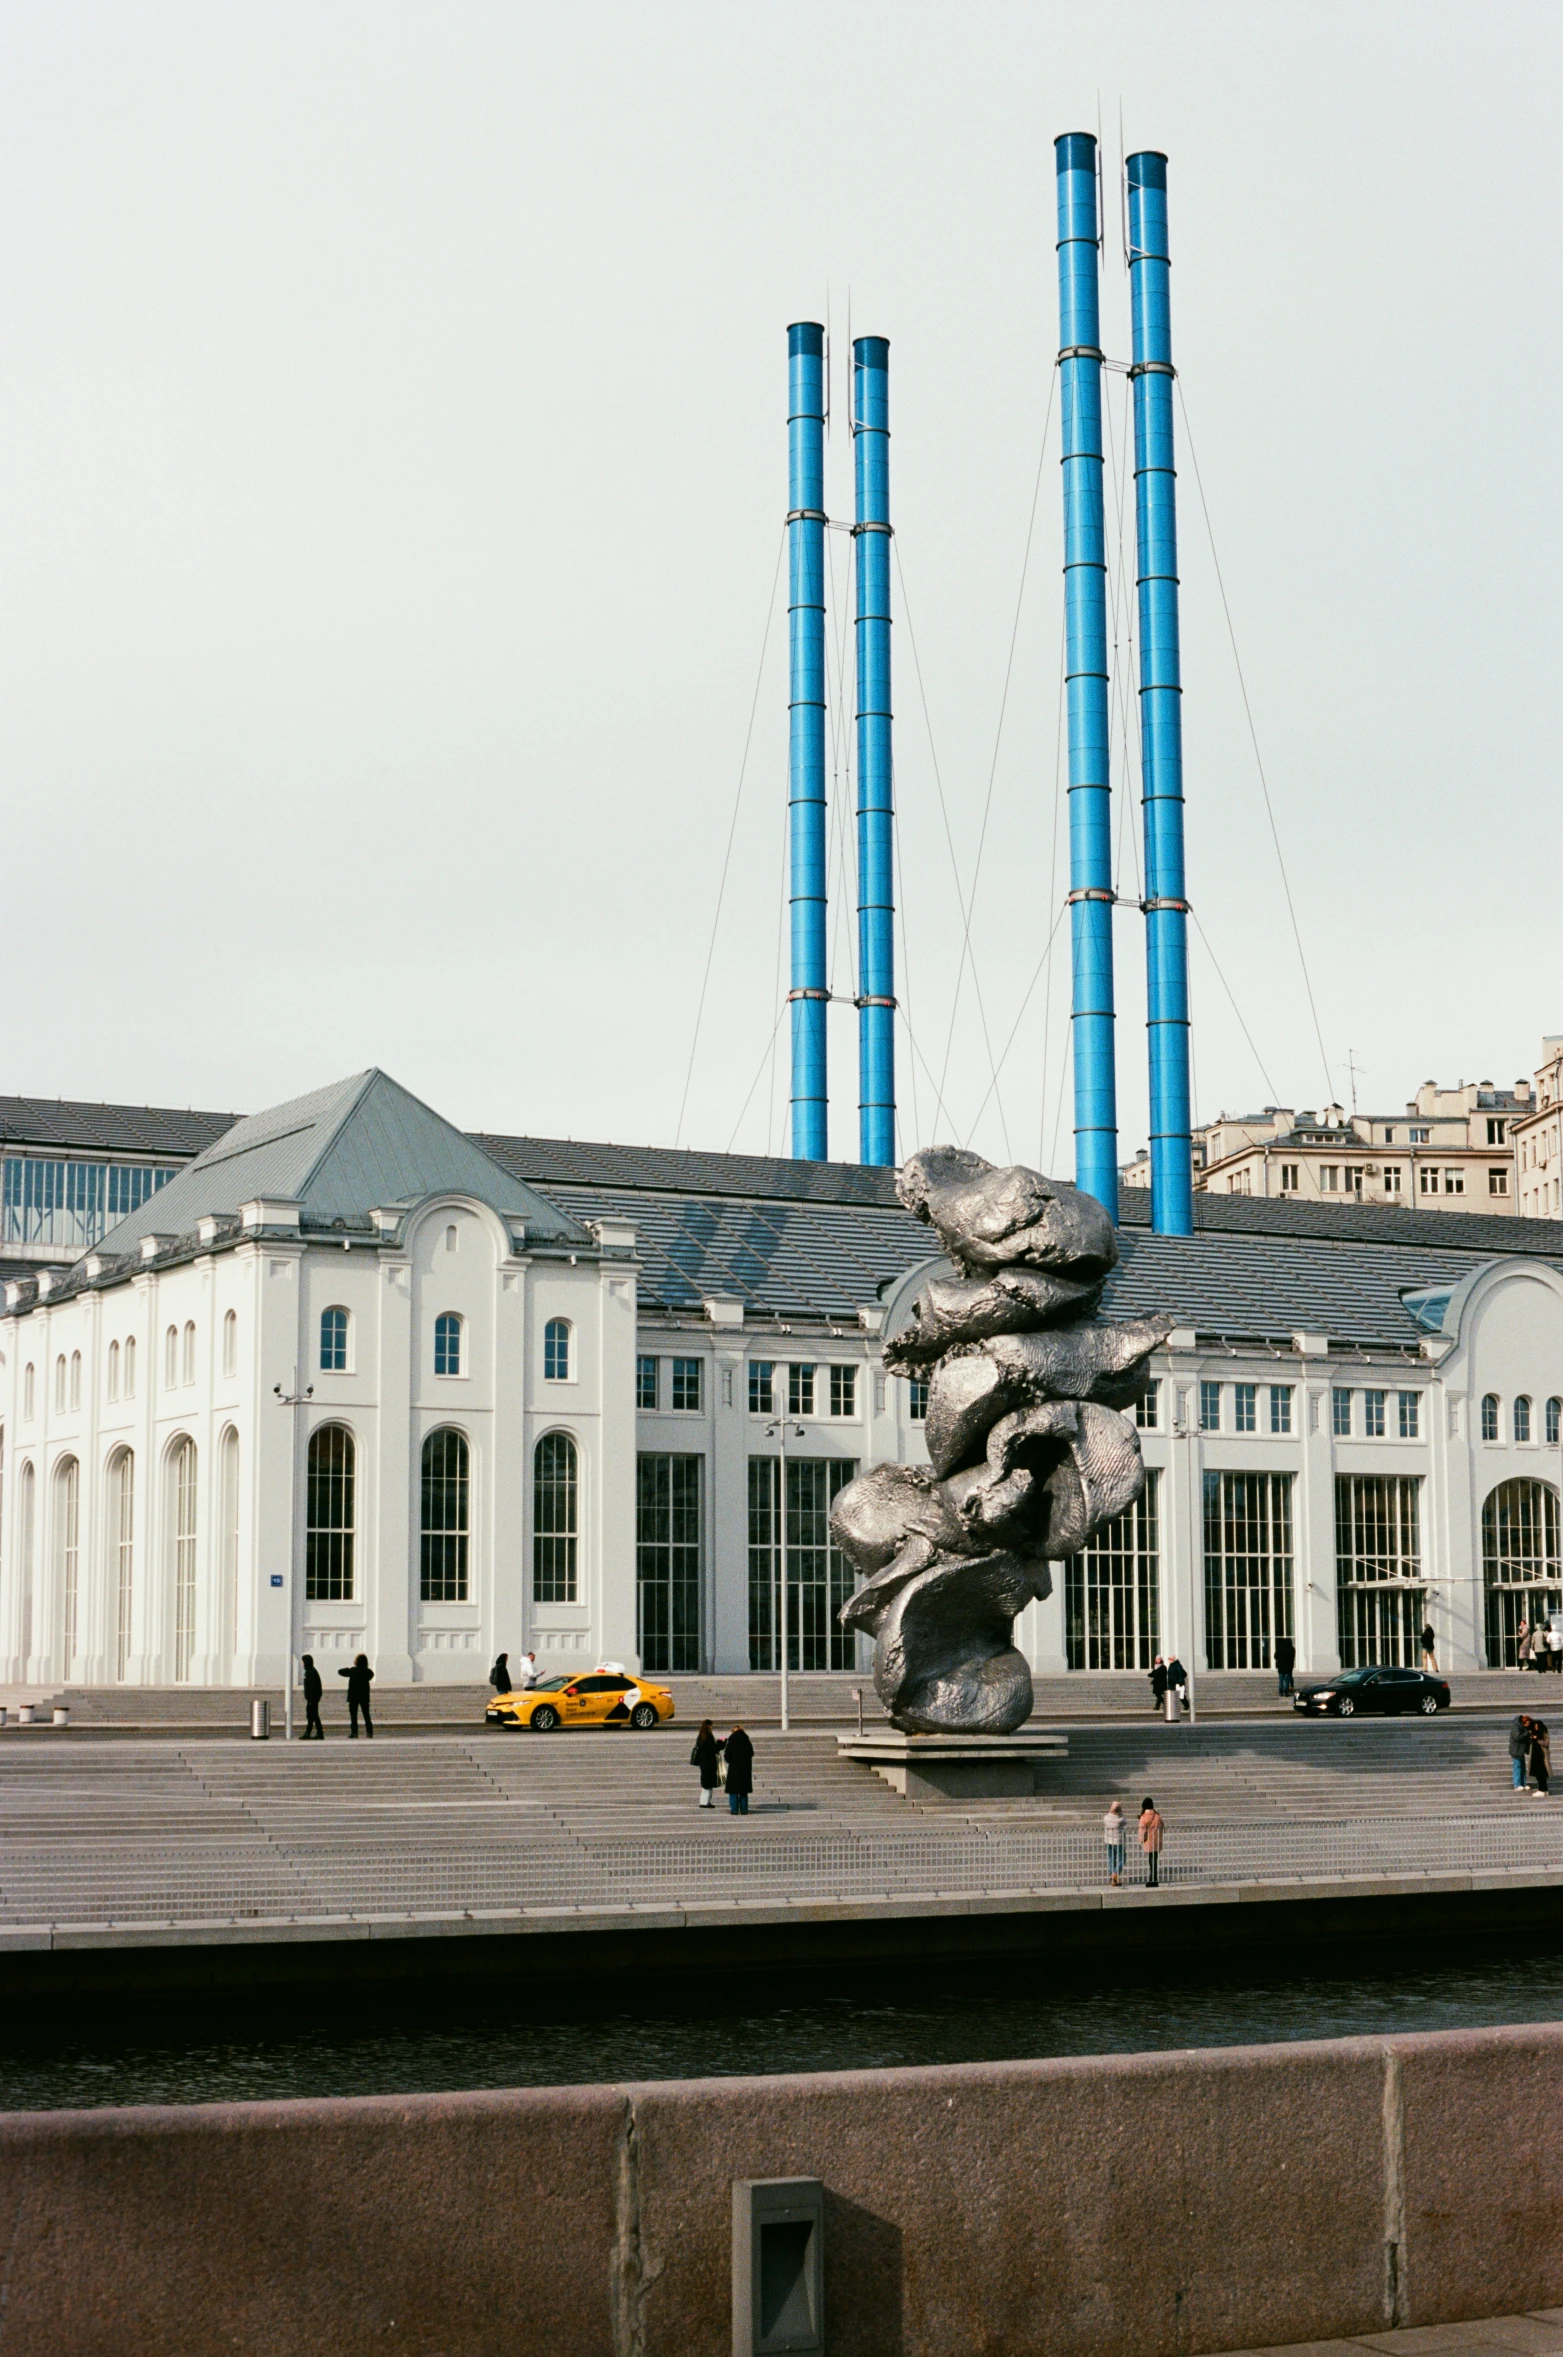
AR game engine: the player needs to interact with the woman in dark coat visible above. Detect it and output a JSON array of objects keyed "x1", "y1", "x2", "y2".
[
  {"x1": 338, "y1": 1652, "x2": 375, "y2": 1738},
  {"x1": 489, "y1": 1652, "x2": 512, "y2": 1695},
  {"x1": 1531, "y1": 1717, "x2": 1552, "y2": 1795},
  {"x1": 691, "y1": 1719, "x2": 721, "y2": 1809},
  {"x1": 722, "y1": 1723, "x2": 755, "y2": 1816}
]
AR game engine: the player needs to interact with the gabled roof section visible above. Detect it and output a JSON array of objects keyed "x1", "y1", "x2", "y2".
[
  {"x1": 95, "y1": 1072, "x2": 589, "y2": 1256},
  {"x1": 0, "y1": 1094, "x2": 237, "y2": 1158}
]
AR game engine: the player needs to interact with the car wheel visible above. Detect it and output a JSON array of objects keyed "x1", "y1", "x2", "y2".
[
  {"x1": 1337, "y1": 1696, "x2": 1355, "y2": 1717},
  {"x1": 530, "y1": 1705, "x2": 560, "y2": 1732},
  {"x1": 1420, "y1": 1693, "x2": 1439, "y2": 1715},
  {"x1": 630, "y1": 1703, "x2": 659, "y2": 1730}
]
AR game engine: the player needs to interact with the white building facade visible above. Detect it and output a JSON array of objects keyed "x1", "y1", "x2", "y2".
[{"x1": 0, "y1": 1070, "x2": 1561, "y2": 1691}]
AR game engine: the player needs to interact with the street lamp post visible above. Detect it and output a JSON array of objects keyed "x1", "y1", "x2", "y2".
[
  {"x1": 274, "y1": 1376, "x2": 312, "y2": 1741},
  {"x1": 764, "y1": 1413, "x2": 806, "y2": 1732}
]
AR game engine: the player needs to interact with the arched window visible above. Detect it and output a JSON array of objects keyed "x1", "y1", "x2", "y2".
[
  {"x1": 420, "y1": 1428, "x2": 469, "y2": 1602},
  {"x1": 1481, "y1": 1393, "x2": 1500, "y2": 1442},
  {"x1": 219, "y1": 1428, "x2": 239, "y2": 1658},
  {"x1": 182, "y1": 1322, "x2": 196, "y2": 1386},
  {"x1": 17, "y1": 1460, "x2": 35, "y2": 1661},
  {"x1": 1515, "y1": 1396, "x2": 1533, "y2": 1444},
  {"x1": 544, "y1": 1319, "x2": 571, "y2": 1383},
  {"x1": 444, "y1": 1224, "x2": 458, "y2": 1254},
  {"x1": 168, "y1": 1437, "x2": 198, "y2": 1681},
  {"x1": 1483, "y1": 1477, "x2": 1561, "y2": 1666},
  {"x1": 54, "y1": 1457, "x2": 79, "y2": 1669},
  {"x1": 533, "y1": 1431, "x2": 579, "y2": 1602},
  {"x1": 319, "y1": 1308, "x2": 349, "y2": 1374},
  {"x1": 69, "y1": 1352, "x2": 81, "y2": 1411},
  {"x1": 54, "y1": 1356, "x2": 66, "y2": 1412},
  {"x1": 22, "y1": 1365, "x2": 34, "y2": 1420},
  {"x1": 164, "y1": 1327, "x2": 178, "y2": 1387},
  {"x1": 107, "y1": 1341, "x2": 120, "y2": 1401},
  {"x1": 222, "y1": 1311, "x2": 237, "y2": 1378},
  {"x1": 124, "y1": 1336, "x2": 136, "y2": 1398},
  {"x1": 434, "y1": 1313, "x2": 462, "y2": 1377},
  {"x1": 1549, "y1": 1398, "x2": 1562, "y2": 1448},
  {"x1": 108, "y1": 1448, "x2": 135, "y2": 1680},
  {"x1": 306, "y1": 1425, "x2": 355, "y2": 1601}
]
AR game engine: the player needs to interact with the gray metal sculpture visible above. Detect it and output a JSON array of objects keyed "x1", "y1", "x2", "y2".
[{"x1": 831, "y1": 1149, "x2": 1171, "y2": 1734}]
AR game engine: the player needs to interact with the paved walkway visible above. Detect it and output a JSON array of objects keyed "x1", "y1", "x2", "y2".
[{"x1": 1215, "y1": 2311, "x2": 1563, "y2": 2356}]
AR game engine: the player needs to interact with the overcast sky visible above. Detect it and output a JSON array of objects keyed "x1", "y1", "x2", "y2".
[{"x1": 1, "y1": 2, "x2": 1557, "y2": 1169}]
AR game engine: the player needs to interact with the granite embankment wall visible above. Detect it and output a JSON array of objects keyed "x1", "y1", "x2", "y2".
[{"x1": 0, "y1": 2022, "x2": 1558, "y2": 2354}]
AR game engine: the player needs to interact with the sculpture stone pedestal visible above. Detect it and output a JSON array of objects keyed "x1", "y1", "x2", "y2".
[{"x1": 837, "y1": 1729, "x2": 1067, "y2": 1803}]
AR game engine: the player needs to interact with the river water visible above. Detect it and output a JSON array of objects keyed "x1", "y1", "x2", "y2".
[{"x1": 3, "y1": 1935, "x2": 1560, "y2": 2111}]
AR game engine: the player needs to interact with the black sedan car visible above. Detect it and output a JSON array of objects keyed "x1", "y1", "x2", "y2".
[{"x1": 1293, "y1": 1666, "x2": 1451, "y2": 1717}]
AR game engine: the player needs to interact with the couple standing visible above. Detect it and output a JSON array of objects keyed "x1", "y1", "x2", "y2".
[
  {"x1": 691, "y1": 1720, "x2": 755, "y2": 1814},
  {"x1": 1103, "y1": 1797, "x2": 1166, "y2": 1887}
]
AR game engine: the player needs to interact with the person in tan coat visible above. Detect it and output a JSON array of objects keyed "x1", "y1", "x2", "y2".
[{"x1": 1138, "y1": 1796, "x2": 1165, "y2": 1888}]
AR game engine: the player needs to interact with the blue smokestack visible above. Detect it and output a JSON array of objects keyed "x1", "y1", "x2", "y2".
[
  {"x1": 852, "y1": 334, "x2": 896, "y2": 1167},
  {"x1": 787, "y1": 322, "x2": 829, "y2": 1160},
  {"x1": 1128, "y1": 151, "x2": 1195, "y2": 1236},
  {"x1": 1055, "y1": 133, "x2": 1118, "y2": 1216}
]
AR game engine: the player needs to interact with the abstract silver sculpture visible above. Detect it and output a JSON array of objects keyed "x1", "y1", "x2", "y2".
[{"x1": 831, "y1": 1149, "x2": 1171, "y2": 1734}]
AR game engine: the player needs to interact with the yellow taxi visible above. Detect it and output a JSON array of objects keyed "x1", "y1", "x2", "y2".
[{"x1": 485, "y1": 1670, "x2": 675, "y2": 1733}]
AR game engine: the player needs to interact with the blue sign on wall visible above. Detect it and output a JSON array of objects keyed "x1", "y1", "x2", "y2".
[{"x1": 269, "y1": 1574, "x2": 283, "y2": 1588}]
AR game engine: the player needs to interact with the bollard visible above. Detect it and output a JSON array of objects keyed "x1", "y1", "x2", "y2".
[
  {"x1": 250, "y1": 1698, "x2": 271, "y2": 1741},
  {"x1": 0, "y1": 1707, "x2": 8, "y2": 1727},
  {"x1": 1165, "y1": 1688, "x2": 1179, "y2": 1723},
  {"x1": 733, "y1": 2178, "x2": 824, "y2": 2357},
  {"x1": 51, "y1": 1707, "x2": 69, "y2": 1728},
  {"x1": 17, "y1": 1705, "x2": 34, "y2": 1726}
]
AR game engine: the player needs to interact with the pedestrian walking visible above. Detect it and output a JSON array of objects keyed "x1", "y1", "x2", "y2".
[
  {"x1": 1517, "y1": 1617, "x2": 1532, "y2": 1671},
  {"x1": 1510, "y1": 1714, "x2": 1531, "y2": 1791},
  {"x1": 1550, "y1": 1621, "x2": 1563, "y2": 1675},
  {"x1": 338, "y1": 1652, "x2": 375, "y2": 1738},
  {"x1": 489, "y1": 1652, "x2": 512, "y2": 1695},
  {"x1": 1420, "y1": 1623, "x2": 1439, "y2": 1675},
  {"x1": 514, "y1": 1652, "x2": 539, "y2": 1689},
  {"x1": 1103, "y1": 1799, "x2": 1126, "y2": 1885},
  {"x1": 1165, "y1": 1657, "x2": 1188, "y2": 1717},
  {"x1": 1275, "y1": 1636, "x2": 1296, "y2": 1698},
  {"x1": 1138, "y1": 1796, "x2": 1166, "y2": 1888},
  {"x1": 301, "y1": 1652, "x2": 325, "y2": 1741},
  {"x1": 691, "y1": 1718, "x2": 722, "y2": 1809},
  {"x1": 1530, "y1": 1717, "x2": 1552, "y2": 1795},
  {"x1": 1149, "y1": 1657, "x2": 1168, "y2": 1715},
  {"x1": 722, "y1": 1722, "x2": 754, "y2": 1816}
]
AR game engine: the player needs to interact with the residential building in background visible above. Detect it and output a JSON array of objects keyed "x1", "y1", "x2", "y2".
[
  {"x1": 1126, "y1": 1075, "x2": 1533, "y2": 1215},
  {"x1": 1514, "y1": 1039, "x2": 1563, "y2": 1222}
]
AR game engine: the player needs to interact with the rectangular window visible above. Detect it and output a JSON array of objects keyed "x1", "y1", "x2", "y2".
[
  {"x1": 1332, "y1": 1386, "x2": 1352, "y2": 1437},
  {"x1": 907, "y1": 1377, "x2": 929, "y2": 1422},
  {"x1": 1269, "y1": 1385, "x2": 1293, "y2": 1435},
  {"x1": 1199, "y1": 1380, "x2": 1221, "y2": 1433},
  {"x1": 746, "y1": 1455, "x2": 856, "y2": 1670},
  {"x1": 1279, "y1": 1164, "x2": 1298, "y2": 1193},
  {"x1": 748, "y1": 1361, "x2": 774, "y2": 1416},
  {"x1": 1382, "y1": 1128, "x2": 1396, "y2": 1145},
  {"x1": 1410, "y1": 1127, "x2": 1429, "y2": 1144},
  {"x1": 1336, "y1": 1474, "x2": 1423, "y2": 1667},
  {"x1": 1234, "y1": 1383, "x2": 1257, "y2": 1433},
  {"x1": 1489, "y1": 1168, "x2": 1509, "y2": 1196},
  {"x1": 1202, "y1": 1471, "x2": 1294, "y2": 1669},
  {"x1": 0, "y1": 1157, "x2": 175, "y2": 1251},
  {"x1": 636, "y1": 1356, "x2": 659, "y2": 1410},
  {"x1": 1384, "y1": 1166, "x2": 1403, "y2": 1196},
  {"x1": 1444, "y1": 1168, "x2": 1465, "y2": 1195},
  {"x1": 636, "y1": 1454, "x2": 702, "y2": 1674},
  {"x1": 829, "y1": 1365, "x2": 856, "y2": 1417},
  {"x1": 1398, "y1": 1391, "x2": 1420, "y2": 1440},
  {"x1": 1320, "y1": 1166, "x2": 1339, "y2": 1192},
  {"x1": 1065, "y1": 1472, "x2": 1160, "y2": 1669},
  {"x1": 1135, "y1": 1381, "x2": 1159, "y2": 1431},
  {"x1": 1419, "y1": 1167, "x2": 1438, "y2": 1194},
  {"x1": 1364, "y1": 1389, "x2": 1386, "y2": 1438},
  {"x1": 788, "y1": 1364, "x2": 816, "y2": 1417},
  {"x1": 1488, "y1": 1118, "x2": 1508, "y2": 1145},
  {"x1": 671, "y1": 1357, "x2": 702, "y2": 1412}
]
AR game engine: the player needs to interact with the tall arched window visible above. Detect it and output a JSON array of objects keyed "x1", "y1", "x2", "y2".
[
  {"x1": 1483, "y1": 1477, "x2": 1561, "y2": 1666},
  {"x1": 1515, "y1": 1396, "x2": 1533, "y2": 1444},
  {"x1": 219, "y1": 1428, "x2": 239, "y2": 1658},
  {"x1": 533, "y1": 1431, "x2": 579, "y2": 1602},
  {"x1": 54, "y1": 1457, "x2": 79, "y2": 1669},
  {"x1": 164, "y1": 1327, "x2": 178, "y2": 1387},
  {"x1": 107, "y1": 1341, "x2": 120, "y2": 1401},
  {"x1": 54, "y1": 1356, "x2": 66, "y2": 1412},
  {"x1": 182, "y1": 1322, "x2": 196, "y2": 1386},
  {"x1": 434, "y1": 1313, "x2": 462, "y2": 1377},
  {"x1": 420, "y1": 1429, "x2": 469, "y2": 1602},
  {"x1": 306, "y1": 1425, "x2": 355, "y2": 1601},
  {"x1": 69, "y1": 1353, "x2": 81, "y2": 1411},
  {"x1": 18, "y1": 1460, "x2": 34, "y2": 1661},
  {"x1": 1549, "y1": 1398, "x2": 1562, "y2": 1448},
  {"x1": 319, "y1": 1308, "x2": 349, "y2": 1373},
  {"x1": 168, "y1": 1437, "x2": 198, "y2": 1681},
  {"x1": 544, "y1": 1319, "x2": 571, "y2": 1382},
  {"x1": 222, "y1": 1311, "x2": 237, "y2": 1378},
  {"x1": 124, "y1": 1336, "x2": 136, "y2": 1398},
  {"x1": 108, "y1": 1448, "x2": 135, "y2": 1680},
  {"x1": 1481, "y1": 1394, "x2": 1500, "y2": 1442}
]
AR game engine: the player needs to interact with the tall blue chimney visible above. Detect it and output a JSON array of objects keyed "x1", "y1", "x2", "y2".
[
  {"x1": 1128, "y1": 151, "x2": 1195, "y2": 1235},
  {"x1": 1055, "y1": 134, "x2": 1118, "y2": 1215},
  {"x1": 852, "y1": 334, "x2": 896, "y2": 1167},
  {"x1": 787, "y1": 322, "x2": 829, "y2": 1161}
]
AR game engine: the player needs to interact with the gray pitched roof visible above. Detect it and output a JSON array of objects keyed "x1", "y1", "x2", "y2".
[
  {"x1": 0, "y1": 1094, "x2": 236, "y2": 1158},
  {"x1": 96, "y1": 1071, "x2": 589, "y2": 1255}
]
